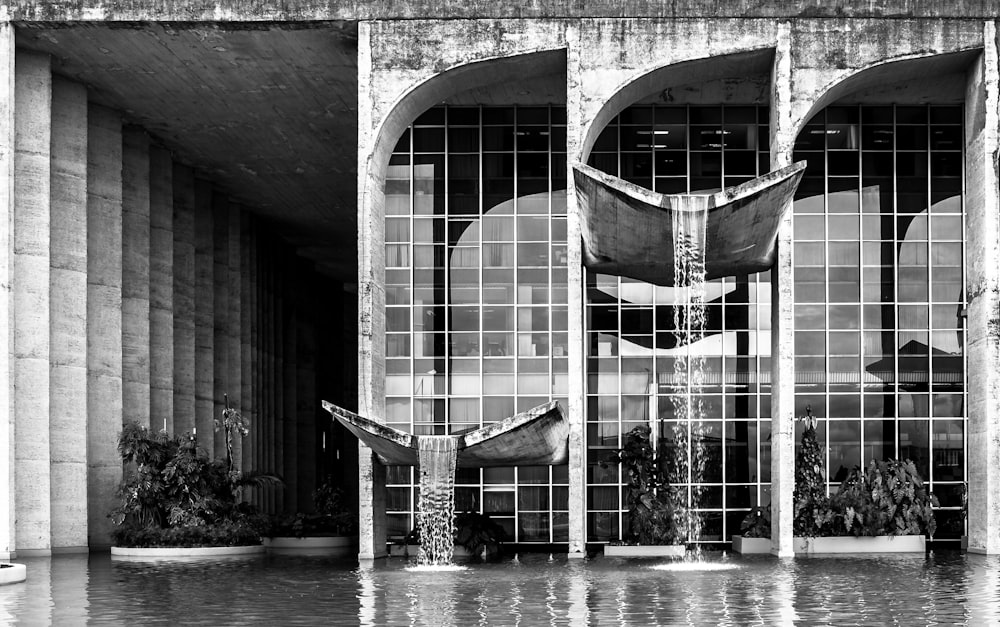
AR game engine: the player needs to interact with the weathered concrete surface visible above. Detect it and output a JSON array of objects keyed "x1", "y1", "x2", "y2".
[
  {"x1": 194, "y1": 179, "x2": 215, "y2": 452},
  {"x1": 148, "y1": 146, "x2": 174, "y2": 433},
  {"x1": 965, "y1": 25, "x2": 1000, "y2": 555},
  {"x1": 13, "y1": 50, "x2": 51, "y2": 554},
  {"x1": 11, "y1": 1, "x2": 1000, "y2": 21},
  {"x1": 86, "y1": 104, "x2": 124, "y2": 550},
  {"x1": 48, "y1": 77, "x2": 88, "y2": 550},
  {"x1": 172, "y1": 164, "x2": 196, "y2": 435},
  {"x1": 122, "y1": 128, "x2": 151, "y2": 429},
  {"x1": 0, "y1": 23, "x2": 16, "y2": 559},
  {"x1": 324, "y1": 401, "x2": 568, "y2": 468},
  {"x1": 769, "y1": 22, "x2": 796, "y2": 558},
  {"x1": 573, "y1": 162, "x2": 805, "y2": 286}
]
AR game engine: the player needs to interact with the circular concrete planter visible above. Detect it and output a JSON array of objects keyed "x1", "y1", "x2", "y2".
[
  {"x1": 0, "y1": 563, "x2": 26, "y2": 585},
  {"x1": 111, "y1": 545, "x2": 265, "y2": 559},
  {"x1": 604, "y1": 544, "x2": 686, "y2": 558},
  {"x1": 264, "y1": 536, "x2": 356, "y2": 556}
]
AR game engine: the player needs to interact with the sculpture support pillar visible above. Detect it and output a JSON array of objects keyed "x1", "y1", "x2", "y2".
[
  {"x1": 965, "y1": 22, "x2": 1000, "y2": 555},
  {"x1": 357, "y1": 21, "x2": 387, "y2": 560},
  {"x1": 769, "y1": 21, "x2": 796, "y2": 558}
]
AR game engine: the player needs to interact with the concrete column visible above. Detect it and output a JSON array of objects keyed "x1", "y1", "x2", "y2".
[
  {"x1": 768, "y1": 21, "x2": 796, "y2": 558},
  {"x1": 86, "y1": 104, "x2": 123, "y2": 550},
  {"x1": 295, "y1": 258, "x2": 317, "y2": 511},
  {"x1": 0, "y1": 23, "x2": 16, "y2": 559},
  {"x1": 564, "y1": 25, "x2": 586, "y2": 558},
  {"x1": 212, "y1": 192, "x2": 230, "y2": 462},
  {"x1": 265, "y1": 240, "x2": 277, "y2": 513},
  {"x1": 172, "y1": 164, "x2": 196, "y2": 435},
  {"x1": 249, "y1": 217, "x2": 260, "y2": 503},
  {"x1": 282, "y1": 255, "x2": 298, "y2": 514},
  {"x1": 48, "y1": 77, "x2": 88, "y2": 551},
  {"x1": 965, "y1": 22, "x2": 1000, "y2": 555},
  {"x1": 240, "y1": 211, "x2": 253, "y2": 479},
  {"x1": 13, "y1": 50, "x2": 52, "y2": 554},
  {"x1": 226, "y1": 204, "x2": 242, "y2": 472},
  {"x1": 194, "y1": 179, "x2": 214, "y2": 451},
  {"x1": 357, "y1": 21, "x2": 388, "y2": 560},
  {"x1": 148, "y1": 146, "x2": 174, "y2": 433},
  {"x1": 121, "y1": 128, "x2": 151, "y2": 428},
  {"x1": 273, "y1": 246, "x2": 286, "y2": 511}
]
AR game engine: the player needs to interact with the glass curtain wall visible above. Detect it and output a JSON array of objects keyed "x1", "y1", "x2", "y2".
[
  {"x1": 383, "y1": 105, "x2": 569, "y2": 543},
  {"x1": 792, "y1": 105, "x2": 966, "y2": 540},
  {"x1": 586, "y1": 105, "x2": 773, "y2": 545}
]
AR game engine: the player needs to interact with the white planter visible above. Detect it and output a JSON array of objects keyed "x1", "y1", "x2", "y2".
[
  {"x1": 0, "y1": 564, "x2": 25, "y2": 585},
  {"x1": 604, "y1": 544, "x2": 686, "y2": 558},
  {"x1": 793, "y1": 535, "x2": 926, "y2": 555},
  {"x1": 264, "y1": 536, "x2": 356, "y2": 556},
  {"x1": 111, "y1": 545, "x2": 265, "y2": 559},
  {"x1": 731, "y1": 536, "x2": 771, "y2": 554},
  {"x1": 387, "y1": 545, "x2": 480, "y2": 558}
]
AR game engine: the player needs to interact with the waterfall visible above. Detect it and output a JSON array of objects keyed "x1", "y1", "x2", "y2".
[
  {"x1": 416, "y1": 436, "x2": 459, "y2": 566},
  {"x1": 669, "y1": 196, "x2": 709, "y2": 548}
]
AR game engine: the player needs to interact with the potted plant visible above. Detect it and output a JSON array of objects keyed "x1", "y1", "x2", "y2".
[
  {"x1": 733, "y1": 505, "x2": 772, "y2": 554},
  {"x1": 603, "y1": 425, "x2": 687, "y2": 557},
  {"x1": 265, "y1": 477, "x2": 358, "y2": 555},
  {"x1": 109, "y1": 406, "x2": 281, "y2": 558},
  {"x1": 792, "y1": 408, "x2": 937, "y2": 555}
]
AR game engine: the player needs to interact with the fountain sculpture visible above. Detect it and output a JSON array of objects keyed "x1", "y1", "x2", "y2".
[{"x1": 323, "y1": 400, "x2": 568, "y2": 564}]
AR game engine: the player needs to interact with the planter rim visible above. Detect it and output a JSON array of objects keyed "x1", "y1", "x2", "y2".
[
  {"x1": 111, "y1": 545, "x2": 266, "y2": 559},
  {"x1": 0, "y1": 563, "x2": 25, "y2": 585},
  {"x1": 604, "y1": 544, "x2": 687, "y2": 557},
  {"x1": 793, "y1": 534, "x2": 926, "y2": 555}
]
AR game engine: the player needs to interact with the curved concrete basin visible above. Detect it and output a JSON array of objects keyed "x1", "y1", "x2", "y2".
[
  {"x1": 322, "y1": 400, "x2": 568, "y2": 468},
  {"x1": 573, "y1": 161, "x2": 806, "y2": 286}
]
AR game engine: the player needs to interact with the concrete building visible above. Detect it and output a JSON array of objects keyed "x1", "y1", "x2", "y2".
[{"x1": 0, "y1": 1, "x2": 997, "y2": 560}]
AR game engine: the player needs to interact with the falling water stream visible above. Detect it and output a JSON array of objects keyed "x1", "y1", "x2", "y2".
[
  {"x1": 415, "y1": 436, "x2": 459, "y2": 566},
  {"x1": 668, "y1": 196, "x2": 709, "y2": 549}
]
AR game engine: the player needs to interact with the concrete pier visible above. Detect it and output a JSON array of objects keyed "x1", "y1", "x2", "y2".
[
  {"x1": 48, "y1": 77, "x2": 88, "y2": 551},
  {"x1": 172, "y1": 165, "x2": 196, "y2": 436},
  {"x1": 148, "y1": 146, "x2": 174, "y2": 434},
  {"x1": 85, "y1": 104, "x2": 123, "y2": 550},
  {"x1": 194, "y1": 179, "x2": 215, "y2": 453},
  {"x1": 121, "y1": 128, "x2": 151, "y2": 429}
]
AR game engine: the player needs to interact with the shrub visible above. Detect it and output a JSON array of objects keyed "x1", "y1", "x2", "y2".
[
  {"x1": 110, "y1": 420, "x2": 280, "y2": 547},
  {"x1": 605, "y1": 425, "x2": 686, "y2": 545},
  {"x1": 740, "y1": 506, "x2": 771, "y2": 539},
  {"x1": 825, "y1": 459, "x2": 938, "y2": 537}
]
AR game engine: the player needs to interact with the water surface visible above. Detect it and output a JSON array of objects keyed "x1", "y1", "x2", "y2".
[{"x1": 2, "y1": 551, "x2": 998, "y2": 625}]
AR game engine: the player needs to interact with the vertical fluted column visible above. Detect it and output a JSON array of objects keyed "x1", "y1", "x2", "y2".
[
  {"x1": 86, "y1": 104, "x2": 123, "y2": 550},
  {"x1": 212, "y1": 192, "x2": 230, "y2": 462},
  {"x1": 295, "y1": 258, "x2": 316, "y2": 511},
  {"x1": 148, "y1": 147, "x2": 174, "y2": 433},
  {"x1": 0, "y1": 23, "x2": 16, "y2": 559},
  {"x1": 226, "y1": 204, "x2": 243, "y2": 472},
  {"x1": 172, "y1": 164, "x2": 196, "y2": 435},
  {"x1": 281, "y1": 255, "x2": 297, "y2": 513},
  {"x1": 966, "y1": 22, "x2": 1000, "y2": 555},
  {"x1": 13, "y1": 50, "x2": 52, "y2": 554},
  {"x1": 121, "y1": 128, "x2": 151, "y2": 428},
  {"x1": 194, "y1": 179, "x2": 214, "y2": 450},
  {"x1": 769, "y1": 21, "x2": 796, "y2": 558},
  {"x1": 48, "y1": 77, "x2": 88, "y2": 550}
]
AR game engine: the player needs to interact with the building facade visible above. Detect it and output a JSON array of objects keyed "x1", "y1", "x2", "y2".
[{"x1": 0, "y1": 2, "x2": 997, "y2": 559}]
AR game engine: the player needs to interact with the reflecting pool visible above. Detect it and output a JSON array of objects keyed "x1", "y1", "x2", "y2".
[{"x1": 2, "y1": 551, "x2": 999, "y2": 625}]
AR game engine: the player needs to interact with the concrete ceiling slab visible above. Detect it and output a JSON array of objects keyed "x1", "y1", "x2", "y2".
[{"x1": 18, "y1": 22, "x2": 359, "y2": 280}]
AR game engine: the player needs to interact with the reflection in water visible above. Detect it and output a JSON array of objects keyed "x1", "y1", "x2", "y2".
[{"x1": 3, "y1": 553, "x2": 1000, "y2": 624}]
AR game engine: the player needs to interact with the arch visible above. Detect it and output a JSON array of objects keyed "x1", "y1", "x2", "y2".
[
  {"x1": 578, "y1": 48, "x2": 774, "y2": 164},
  {"x1": 364, "y1": 48, "x2": 567, "y2": 207},
  {"x1": 791, "y1": 48, "x2": 981, "y2": 140}
]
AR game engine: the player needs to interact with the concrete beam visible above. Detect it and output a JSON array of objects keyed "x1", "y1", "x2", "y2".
[
  {"x1": 48, "y1": 77, "x2": 88, "y2": 551},
  {"x1": 0, "y1": 23, "x2": 16, "y2": 559},
  {"x1": 86, "y1": 104, "x2": 123, "y2": 550},
  {"x1": 965, "y1": 23, "x2": 1000, "y2": 555},
  {"x1": 172, "y1": 164, "x2": 196, "y2": 435},
  {"x1": 122, "y1": 128, "x2": 151, "y2": 428},
  {"x1": 13, "y1": 50, "x2": 52, "y2": 555},
  {"x1": 194, "y1": 179, "x2": 214, "y2": 451},
  {"x1": 768, "y1": 21, "x2": 796, "y2": 558},
  {"x1": 148, "y1": 146, "x2": 174, "y2": 433}
]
